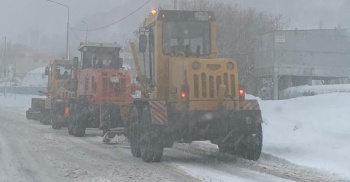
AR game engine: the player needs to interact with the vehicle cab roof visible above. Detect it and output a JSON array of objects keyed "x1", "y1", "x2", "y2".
[
  {"x1": 78, "y1": 42, "x2": 122, "y2": 51},
  {"x1": 144, "y1": 10, "x2": 216, "y2": 27},
  {"x1": 52, "y1": 59, "x2": 73, "y2": 66}
]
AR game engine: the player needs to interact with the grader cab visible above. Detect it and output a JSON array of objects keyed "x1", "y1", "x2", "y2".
[
  {"x1": 67, "y1": 42, "x2": 133, "y2": 138},
  {"x1": 127, "y1": 10, "x2": 263, "y2": 162}
]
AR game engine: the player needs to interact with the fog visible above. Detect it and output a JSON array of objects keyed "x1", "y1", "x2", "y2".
[{"x1": 1, "y1": 0, "x2": 350, "y2": 53}]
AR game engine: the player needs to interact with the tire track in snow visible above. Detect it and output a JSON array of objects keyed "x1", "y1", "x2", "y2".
[
  {"x1": 171, "y1": 143, "x2": 349, "y2": 182},
  {"x1": 0, "y1": 110, "x2": 60, "y2": 182}
]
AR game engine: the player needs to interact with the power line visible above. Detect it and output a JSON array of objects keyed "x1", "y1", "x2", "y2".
[{"x1": 71, "y1": 0, "x2": 152, "y2": 32}]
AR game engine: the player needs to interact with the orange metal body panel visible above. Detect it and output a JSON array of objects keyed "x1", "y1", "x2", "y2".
[{"x1": 77, "y1": 68, "x2": 133, "y2": 105}]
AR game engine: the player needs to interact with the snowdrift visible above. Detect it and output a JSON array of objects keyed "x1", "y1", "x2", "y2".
[
  {"x1": 261, "y1": 93, "x2": 350, "y2": 179},
  {"x1": 21, "y1": 67, "x2": 48, "y2": 87},
  {"x1": 279, "y1": 84, "x2": 350, "y2": 99}
]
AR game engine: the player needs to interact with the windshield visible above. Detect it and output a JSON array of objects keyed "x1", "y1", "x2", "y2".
[
  {"x1": 162, "y1": 21, "x2": 211, "y2": 56},
  {"x1": 56, "y1": 65, "x2": 72, "y2": 80},
  {"x1": 82, "y1": 47, "x2": 122, "y2": 69}
]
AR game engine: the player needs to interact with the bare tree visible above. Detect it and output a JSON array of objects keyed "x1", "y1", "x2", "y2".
[{"x1": 179, "y1": 0, "x2": 285, "y2": 93}]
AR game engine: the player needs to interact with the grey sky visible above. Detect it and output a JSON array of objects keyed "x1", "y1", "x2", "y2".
[{"x1": 1, "y1": 0, "x2": 349, "y2": 51}]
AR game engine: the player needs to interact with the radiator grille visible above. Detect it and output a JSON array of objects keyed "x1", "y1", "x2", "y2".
[{"x1": 193, "y1": 72, "x2": 236, "y2": 99}]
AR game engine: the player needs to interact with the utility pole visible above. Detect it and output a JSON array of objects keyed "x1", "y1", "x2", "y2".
[{"x1": 47, "y1": 0, "x2": 70, "y2": 59}]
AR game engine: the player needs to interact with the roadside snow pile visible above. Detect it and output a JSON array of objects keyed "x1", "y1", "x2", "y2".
[
  {"x1": 0, "y1": 94, "x2": 44, "y2": 110},
  {"x1": 21, "y1": 67, "x2": 48, "y2": 87},
  {"x1": 261, "y1": 93, "x2": 350, "y2": 179},
  {"x1": 280, "y1": 84, "x2": 350, "y2": 99}
]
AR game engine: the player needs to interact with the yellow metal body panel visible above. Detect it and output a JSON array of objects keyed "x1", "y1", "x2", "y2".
[
  {"x1": 141, "y1": 10, "x2": 241, "y2": 111},
  {"x1": 189, "y1": 101, "x2": 238, "y2": 110}
]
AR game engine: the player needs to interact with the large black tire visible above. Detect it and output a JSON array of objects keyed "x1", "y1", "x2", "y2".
[
  {"x1": 128, "y1": 107, "x2": 141, "y2": 158},
  {"x1": 68, "y1": 120, "x2": 74, "y2": 135},
  {"x1": 239, "y1": 122, "x2": 263, "y2": 161},
  {"x1": 218, "y1": 142, "x2": 236, "y2": 154},
  {"x1": 68, "y1": 101, "x2": 75, "y2": 135},
  {"x1": 26, "y1": 110, "x2": 31, "y2": 119},
  {"x1": 68, "y1": 99, "x2": 87, "y2": 137},
  {"x1": 51, "y1": 115, "x2": 61, "y2": 129},
  {"x1": 39, "y1": 109, "x2": 51, "y2": 125},
  {"x1": 139, "y1": 106, "x2": 164, "y2": 163},
  {"x1": 73, "y1": 127, "x2": 86, "y2": 137}
]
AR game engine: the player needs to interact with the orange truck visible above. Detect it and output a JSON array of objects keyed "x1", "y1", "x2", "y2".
[{"x1": 67, "y1": 42, "x2": 133, "y2": 137}]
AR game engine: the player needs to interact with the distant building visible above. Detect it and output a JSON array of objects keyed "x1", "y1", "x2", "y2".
[{"x1": 253, "y1": 29, "x2": 350, "y2": 100}]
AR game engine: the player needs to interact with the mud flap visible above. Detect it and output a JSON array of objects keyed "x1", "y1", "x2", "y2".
[
  {"x1": 240, "y1": 100, "x2": 261, "y2": 111},
  {"x1": 149, "y1": 101, "x2": 168, "y2": 125}
]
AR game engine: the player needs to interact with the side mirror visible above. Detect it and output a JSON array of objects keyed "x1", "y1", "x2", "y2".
[
  {"x1": 139, "y1": 34, "x2": 147, "y2": 53},
  {"x1": 44, "y1": 67, "x2": 50, "y2": 75}
]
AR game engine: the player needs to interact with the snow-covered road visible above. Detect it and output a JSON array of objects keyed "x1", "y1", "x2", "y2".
[
  {"x1": 0, "y1": 94, "x2": 348, "y2": 182},
  {"x1": 0, "y1": 107, "x2": 201, "y2": 182},
  {"x1": 0, "y1": 105, "x2": 290, "y2": 182}
]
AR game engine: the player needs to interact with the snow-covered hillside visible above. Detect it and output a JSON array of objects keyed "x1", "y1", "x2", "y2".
[
  {"x1": 261, "y1": 93, "x2": 350, "y2": 179},
  {"x1": 21, "y1": 67, "x2": 47, "y2": 87}
]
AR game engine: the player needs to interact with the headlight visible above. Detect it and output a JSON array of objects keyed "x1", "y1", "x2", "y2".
[
  {"x1": 226, "y1": 62, "x2": 234, "y2": 70},
  {"x1": 192, "y1": 62, "x2": 201, "y2": 70}
]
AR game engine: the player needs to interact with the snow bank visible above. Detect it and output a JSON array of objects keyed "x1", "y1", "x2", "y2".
[
  {"x1": 280, "y1": 84, "x2": 350, "y2": 99},
  {"x1": 21, "y1": 67, "x2": 48, "y2": 87},
  {"x1": 261, "y1": 93, "x2": 350, "y2": 179},
  {"x1": 0, "y1": 94, "x2": 44, "y2": 111}
]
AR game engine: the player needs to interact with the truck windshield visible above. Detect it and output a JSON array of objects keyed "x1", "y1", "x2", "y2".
[
  {"x1": 162, "y1": 21, "x2": 211, "y2": 56},
  {"x1": 56, "y1": 65, "x2": 72, "y2": 80},
  {"x1": 82, "y1": 47, "x2": 121, "y2": 69}
]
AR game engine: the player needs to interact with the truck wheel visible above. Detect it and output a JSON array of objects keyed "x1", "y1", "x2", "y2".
[
  {"x1": 51, "y1": 115, "x2": 61, "y2": 129},
  {"x1": 68, "y1": 102, "x2": 76, "y2": 135},
  {"x1": 68, "y1": 121, "x2": 74, "y2": 135},
  {"x1": 71, "y1": 113, "x2": 86, "y2": 137},
  {"x1": 128, "y1": 107, "x2": 141, "y2": 158},
  {"x1": 40, "y1": 110, "x2": 51, "y2": 125},
  {"x1": 218, "y1": 143, "x2": 235, "y2": 154},
  {"x1": 139, "y1": 106, "x2": 164, "y2": 163},
  {"x1": 68, "y1": 99, "x2": 86, "y2": 137},
  {"x1": 72, "y1": 111, "x2": 86, "y2": 137},
  {"x1": 74, "y1": 99, "x2": 88, "y2": 137},
  {"x1": 74, "y1": 127, "x2": 86, "y2": 137},
  {"x1": 26, "y1": 110, "x2": 31, "y2": 119},
  {"x1": 239, "y1": 122, "x2": 263, "y2": 161}
]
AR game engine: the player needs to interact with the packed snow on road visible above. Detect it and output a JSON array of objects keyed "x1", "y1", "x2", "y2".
[{"x1": 0, "y1": 93, "x2": 349, "y2": 182}]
